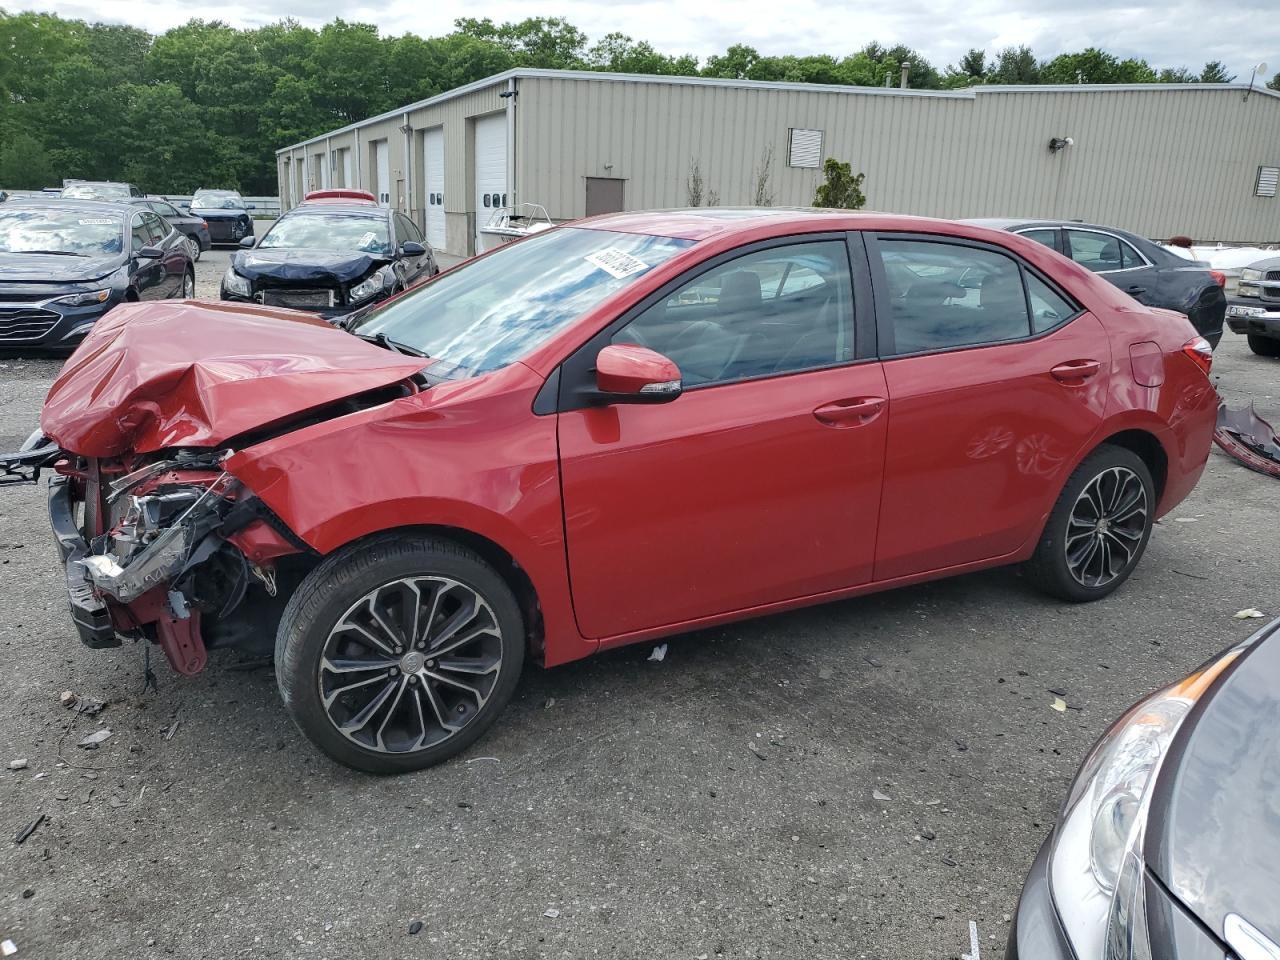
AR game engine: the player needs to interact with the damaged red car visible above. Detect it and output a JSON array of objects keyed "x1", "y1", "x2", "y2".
[{"x1": 7, "y1": 209, "x2": 1219, "y2": 773}]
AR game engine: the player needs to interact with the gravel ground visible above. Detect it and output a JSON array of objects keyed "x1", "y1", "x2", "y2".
[{"x1": 0, "y1": 260, "x2": 1276, "y2": 959}]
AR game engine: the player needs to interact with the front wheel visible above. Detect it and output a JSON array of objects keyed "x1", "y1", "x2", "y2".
[
  {"x1": 1023, "y1": 445, "x2": 1155, "y2": 603},
  {"x1": 275, "y1": 533, "x2": 525, "y2": 774},
  {"x1": 1247, "y1": 334, "x2": 1280, "y2": 358}
]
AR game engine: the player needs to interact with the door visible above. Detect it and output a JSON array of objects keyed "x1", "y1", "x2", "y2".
[
  {"x1": 145, "y1": 212, "x2": 185, "y2": 296},
  {"x1": 342, "y1": 149, "x2": 353, "y2": 189},
  {"x1": 558, "y1": 236, "x2": 888, "y2": 639},
  {"x1": 129, "y1": 212, "x2": 168, "y2": 300},
  {"x1": 423, "y1": 127, "x2": 446, "y2": 252},
  {"x1": 1065, "y1": 228, "x2": 1158, "y2": 304},
  {"x1": 585, "y1": 177, "x2": 625, "y2": 216},
  {"x1": 473, "y1": 112, "x2": 506, "y2": 253},
  {"x1": 867, "y1": 234, "x2": 1110, "y2": 581},
  {"x1": 374, "y1": 139, "x2": 391, "y2": 207}
]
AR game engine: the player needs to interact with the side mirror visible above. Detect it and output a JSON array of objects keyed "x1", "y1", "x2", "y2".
[
  {"x1": 135, "y1": 246, "x2": 163, "y2": 260},
  {"x1": 239, "y1": 235, "x2": 256, "y2": 249},
  {"x1": 401, "y1": 241, "x2": 426, "y2": 257},
  {"x1": 594, "y1": 344, "x2": 682, "y2": 403}
]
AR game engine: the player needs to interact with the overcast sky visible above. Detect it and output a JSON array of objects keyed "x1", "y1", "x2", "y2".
[{"x1": 22, "y1": 0, "x2": 1280, "y2": 79}]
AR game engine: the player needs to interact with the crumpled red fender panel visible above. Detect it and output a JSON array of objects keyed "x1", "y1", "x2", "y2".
[{"x1": 40, "y1": 301, "x2": 428, "y2": 457}]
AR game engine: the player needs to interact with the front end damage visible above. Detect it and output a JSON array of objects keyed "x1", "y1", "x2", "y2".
[{"x1": 46, "y1": 448, "x2": 310, "y2": 675}]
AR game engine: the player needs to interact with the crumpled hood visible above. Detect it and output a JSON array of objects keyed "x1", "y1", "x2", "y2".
[
  {"x1": 40, "y1": 300, "x2": 428, "y2": 458},
  {"x1": 0, "y1": 252, "x2": 123, "y2": 284},
  {"x1": 233, "y1": 248, "x2": 385, "y2": 285}
]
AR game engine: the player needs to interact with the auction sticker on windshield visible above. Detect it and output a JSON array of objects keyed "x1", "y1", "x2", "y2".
[
  {"x1": 585, "y1": 248, "x2": 649, "y2": 279},
  {"x1": 79, "y1": 219, "x2": 116, "y2": 225}
]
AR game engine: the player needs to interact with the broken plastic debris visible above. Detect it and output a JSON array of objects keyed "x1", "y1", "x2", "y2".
[
  {"x1": 1051, "y1": 697, "x2": 1068, "y2": 712},
  {"x1": 647, "y1": 644, "x2": 667, "y2": 662},
  {"x1": 1234, "y1": 608, "x2": 1266, "y2": 620},
  {"x1": 1, "y1": 938, "x2": 15, "y2": 957},
  {"x1": 162, "y1": 720, "x2": 180, "y2": 741},
  {"x1": 77, "y1": 728, "x2": 113, "y2": 749},
  {"x1": 58, "y1": 691, "x2": 76, "y2": 709},
  {"x1": 1172, "y1": 517, "x2": 1200, "y2": 523},
  {"x1": 14, "y1": 813, "x2": 44, "y2": 845},
  {"x1": 543, "y1": 908, "x2": 560, "y2": 919},
  {"x1": 872, "y1": 790, "x2": 892, "y2": 802},
  {"x1": 1214, "y1": 402, "x2": 1280, "y2": 479},
  {"x1": 8, "y1": 759, "x2": 27, "y2": 771}
]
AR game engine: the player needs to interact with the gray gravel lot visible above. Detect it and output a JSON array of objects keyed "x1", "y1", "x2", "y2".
[{"x1": 0, "y1": 254, "x2": 1276, "y2": 959}]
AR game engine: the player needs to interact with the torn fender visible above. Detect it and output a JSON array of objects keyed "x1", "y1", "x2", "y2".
[{"x1": 40, "y1": 300, "x2": 428, "y2": 458}]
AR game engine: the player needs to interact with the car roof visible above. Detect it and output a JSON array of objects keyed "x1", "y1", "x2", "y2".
[
  {"x1": 287, "y1": 202, "x2": 386, "y2": 218},
  {"x1": 2, "y1": 198, "x2": 128, "y2": 218},
  {"x1": 578, "y1": 207, "x2": 1042, "y2": 243}
]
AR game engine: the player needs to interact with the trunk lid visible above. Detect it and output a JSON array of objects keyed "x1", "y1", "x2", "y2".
[{"x1": 41, "y1": 300, "x2": 428, "y2": 457}]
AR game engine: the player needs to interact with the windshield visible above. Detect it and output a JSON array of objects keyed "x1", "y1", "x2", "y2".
[
  {"x1": 61, "y1": 183, "x2": 129, "y2": 200},
  {"x1": 352, "y1": 227, "x2": 694, "y2": 378},
  {"x1": 192, "y1": 192, "x2": 243, "y2": 210},
  {"x1": 259, "y1": 213, "x2": 391, "y2": 254},
  {"x1": 0, "y1": 208, "x2": 124, "y2": 255}
]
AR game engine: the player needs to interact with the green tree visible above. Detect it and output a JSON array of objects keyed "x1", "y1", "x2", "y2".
[
  {"x1": 702, "y1": 43, "x2": 761, "y2": 80},
  {"x1": 455, "y1": 16, "x2": 586, "y2": 68},
  {"x1": 1041, "y1": 48, "x2": 1156, "y2": 84},
  {"x1": 588, "y1": 33, "x2": 698, "y2": 75},
  {"x1": 0, "y1": 131, "x2": 56, "y2": 189},
  {"x1": 989, "y1": 46, "x2": 1040, "y2": 84},
  {"x1": 1268, "y1": 72, "x2": 1280, "y2": 91},
  {"x1": 1198, "y1": 61, "x2": 1235, "y2": 83},
  {"x1": 1158, "y1": 66, "x2": 1196, "y2": 83},
  {"x1": 813, "y1": 158, "x2": 866, "y2": 209}
]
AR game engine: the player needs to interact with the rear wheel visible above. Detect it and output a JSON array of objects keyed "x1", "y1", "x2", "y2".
[
  {"x1": 185, "y1": 236, "x2": 201, "y2": 263},
  {"x1": 1247, "y1": 334, "x2": 1280, "y2": 358},
  {"x1": 275, "y1": 533, "x2": 525, "y2": 774},
  {"x1": 1023, "y1": 445, "x2": 1155, "y2": 602}
]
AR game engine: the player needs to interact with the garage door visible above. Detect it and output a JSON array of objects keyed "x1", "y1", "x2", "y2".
[
  {"x1": 423, "y1": 127, "x2": 446, "y2": 252},
  {"x1": 473, "y1": 112, "x2": 506, "y2": 253},
  {"x1": 374, "y1": 140, "x2": 391, "y2": 207}
]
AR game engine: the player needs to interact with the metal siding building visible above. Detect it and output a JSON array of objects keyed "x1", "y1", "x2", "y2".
[{"x1": 277, "y1": 69, "x2": 1280, "y2": 257}]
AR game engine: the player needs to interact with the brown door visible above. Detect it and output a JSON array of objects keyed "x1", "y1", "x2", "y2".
[{"x1": 585, "y1": 177, "x2": 625, "y2": 216}]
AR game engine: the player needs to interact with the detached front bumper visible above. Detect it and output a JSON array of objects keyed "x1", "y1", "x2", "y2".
[{"x1": 48, "y1": 474, "x2": 117, "y2": 649}]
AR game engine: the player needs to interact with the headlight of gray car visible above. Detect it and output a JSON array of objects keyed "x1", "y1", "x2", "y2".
[
  {"x1": 1048, "y1": 644, "x2": 1243, "y2": 960},
  {"x1": 222, "y1": 268, "x2": 251, "y2": 298},
  {"x1": 349, "y1": 266, "x2": 393, "y2": 304},
  {"x1": 1239, "y1": 268, "x2": 1263, "y2": 282},
  {"x1": 52, "y1": 289, "x2": 111, "y2": 307}
]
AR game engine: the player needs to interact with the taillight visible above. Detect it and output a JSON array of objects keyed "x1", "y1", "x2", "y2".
[
  {"x1": 1209, "y1": 270, "x2": 1226, "y2": 288},
  {"x1": 1182, "y1": 336, "x2": 1213, "y2": 376}
]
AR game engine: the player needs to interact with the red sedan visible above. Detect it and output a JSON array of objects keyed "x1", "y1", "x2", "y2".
[{"x1": 28, "y1": 209, "x2": 1218, "y2": 773}]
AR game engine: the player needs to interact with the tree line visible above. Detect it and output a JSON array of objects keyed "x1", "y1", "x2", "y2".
[{"x1": 1, "y1": 10, "x2": 1276, "y2": 195}]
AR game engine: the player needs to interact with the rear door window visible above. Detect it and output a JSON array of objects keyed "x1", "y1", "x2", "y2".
[
  {"x1": 875, "y1": 239, "x2": 1032, "y2": 355},
  {"x1": 1066, "y1": 230, "x2": 1126, "y2": 273},
  {"x1": 1019, "y1": 228, "x2": 1059, "y2": 252}
]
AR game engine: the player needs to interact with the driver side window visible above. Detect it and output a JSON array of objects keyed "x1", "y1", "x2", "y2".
[{"x1": 611, "y1": 240, "x2": 855, "y2": 387}]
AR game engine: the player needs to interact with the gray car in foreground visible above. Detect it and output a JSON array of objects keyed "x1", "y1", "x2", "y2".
[{"x1": 1008, "y1": 615, "x2": 1280, "y2": 960}]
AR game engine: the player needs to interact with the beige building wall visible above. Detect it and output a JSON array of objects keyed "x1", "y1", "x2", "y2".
[{"x1": 279, "y1": 71, "x2": 1280, "y2": 256}]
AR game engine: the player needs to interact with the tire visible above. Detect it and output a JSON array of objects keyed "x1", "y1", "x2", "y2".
[
  {"x1": 1023, "y1": 445, "x2": 1155, "y2": 603},
  {"x1": 185, "y1": 236, "x2": 201, "y2": 263},
  {"x1": 181, "y1": 269, "x2": 195, "y2": 300},
  {"x1": 1247, "y1": 334, "x2": 1280, "y2": 358},
  {"x1": 275, "y1": 533, "x2": 525, "y2": 774}
]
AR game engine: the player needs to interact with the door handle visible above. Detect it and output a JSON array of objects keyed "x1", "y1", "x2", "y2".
[
  {"x1": 1125, "y1": 285, "x2": 1146, "y2": 297},
  {"x1": 813, "y1": 397, "x2": 886, "y2": 427},
  {"x1": 1050, "y1": 359, "x2": 1102, "y2": 384}
]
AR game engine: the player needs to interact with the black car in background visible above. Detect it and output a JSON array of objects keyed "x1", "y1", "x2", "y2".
[
  {"x1": 1008, "y1": 616, "x2": 1280, "y2": 960},
  {"x1": 125, "y1": 197, "x2": 211, "y2": 262},
  {"x1": 0, "y1": 199, "x2": 193, "y2": 352},
  {"x1": 970, "y1": 219, "x2": 1227, "y2": 347},
  {"x1": 220, "y1": 190, "x2": 437, "y2": 317},
  {"x1": 60, "y1": 180, "x2": 143, "y2": 200},
  {"x1": 190, "y1": 189, "x2": 254, "y2": 245}
]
